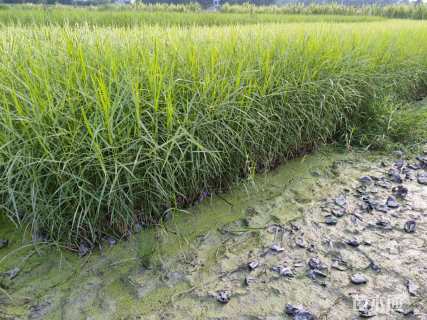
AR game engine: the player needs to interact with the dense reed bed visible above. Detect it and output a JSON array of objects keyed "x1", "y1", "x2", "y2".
[
  {"x1": 221, "y1": 3, "x2": 427, "y2": 20},
  {"x1": 1, "y1": 21, "x2": 427, "y2": 245},
  {"x1": 0, "y1": 6, "x2": 382, "y2": 26}
]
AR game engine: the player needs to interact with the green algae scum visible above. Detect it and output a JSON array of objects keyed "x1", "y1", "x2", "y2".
[{"x1": 0, "y1": 148, "x2": 357, "y2": 319}]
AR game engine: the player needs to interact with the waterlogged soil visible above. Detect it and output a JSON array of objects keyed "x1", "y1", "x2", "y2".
[{"x1": 1, "y1": 147, "x2": 426, "y2": 320}]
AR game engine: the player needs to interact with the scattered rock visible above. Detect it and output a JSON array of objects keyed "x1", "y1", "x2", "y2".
[
  {"x1": 248, "y1": 261, "x2": 259, "y2": 271},
  {"x1": 350, "y1": 273, "x2": 368, "y2": 285},
  {"x1": 271, "y1": 244, "x2": 285, "y2": 252},
  {"x1": 216, "y1": 290, "x2": 231, "y2": 304},
  {"x1": 405, "y1": 280, "x2": 418, "y2": 296},
  {"x1": 392, "y1": 185, "x2": 408, "y2": 199},
  {"x1": 417, "y1": 172, "x2": 427, "y2": 185},
  {"x1": 369, "y1": 261, "x2": 381, "y2": 273},
  {"x1": 331, "y1": 207, "x2": 346, "y2": 217},
  {"x1": 359, "y1": 176, "x2": 374, "y2": 185},
  {"x1": 375, "y1": 219, "x2": 392, "y2": 230},
  {"x1": 394, "y1": 159, "x2": 405, "y2": 170},
  {"x1": 308, "y1": 269, "x2": 327, "y2": 279},
  {"x1": 105, "y1": 237, "x2": 117, "y2": 247},
  {"x1": 404, "y1": 220, "x2": 416, "y2": 233},
  {"x1": 295, "y1": 237, "x2": 306, "y2": 248},
  {"x1": 386, "y1": 195, "x2": 399, "y2": 208},
  {"x1": 273, "y1": 266, "x2": 294, "y2": 277},
  {"x1": 331, "y1": 260, "x2": 348, "y2": 271},
  {"x1": 324, "y1": 215, "x2": 338, "y2": 225},
  {"x1": 345, "y1": 239, "x2": 360, "y2": 247},
  {"x1": 285, "y1": 304, "x2": 316, "y2": 320},
  {"x1": 334, "y1": 195, "x2": 347, "y2": 207},
  {"x1": 0, "y1": 239, "x2": 8, "y2": 249},
  {"x1": 308, "y1": 257, "x2": 326, "y2": 270},
  {"x1": 78, "y1": 242, "x2": 91, "y2": 257},
  {"x1": 358, "y1": 301, "x2": 377, "y2": 318},
  {"x1": 388, "y1": 168, "x2": 402, "y2": 183},
  {"x1": 395, "y1": 307, "x2": 415, "y2": 316}
]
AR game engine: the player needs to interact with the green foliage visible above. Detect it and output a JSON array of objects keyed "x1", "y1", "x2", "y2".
[
  {"x1": 0, "y1": 5, "x2": 382, "y2": 26},
  {"x1": 0, "y1": 21, "x2": 426, "y2": 245}
]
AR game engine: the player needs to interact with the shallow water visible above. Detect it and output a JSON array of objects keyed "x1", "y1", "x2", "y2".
[{"x1": 1, "y1": 147, "x2": 426, "y2": 320}]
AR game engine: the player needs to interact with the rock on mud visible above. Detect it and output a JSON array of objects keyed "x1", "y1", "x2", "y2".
[
  {"x1": 334, "y1": 194, "x2": 347, "y2": 207},
  {"x1": 386, "y1": 196, "x2": 399, "y2": 208},
  {"x1": 358, "y1": 302, "x2": 377, "y2": 318},
  {"x1": 248, "y1": 261, "x2": 259, "y2": 270},
  {"x1": 359, "y1": 176, "x2": 374, "y2": 185},
  {"x1": 324, "y1": 215, "x2": 338, "y2": 225},
  {"x1": 406, "y1": 280, "x2": 418, "y2": 296},
  {"x1": 271, "y1": 244, "x2": 285, "y2": 252},
  {"x1": 351, "y1": 273, "x2": 368, "y2": 285},
  {"x1": 404, "y1": 220, "x2": 416, "y2": 233},
  {"x1": 392, "y1": 185, "x2": 408, "y2": 198},
  {"x1": 417, "y1": 172, "x2": 427, "y2": 185},
  {"x1": 0, "y1": 239, "x2": 8, "y2": 249},
  {"x1": 285, "y1": 304, "x2": 317, "y2": 320},
  {"x1": 216, "y1": 290, "x2": 231, "y2": 304}
]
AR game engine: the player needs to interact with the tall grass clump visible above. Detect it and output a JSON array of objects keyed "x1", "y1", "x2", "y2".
[{"x1": 1, "y1": 21, "x2": 427, "y2": 246}]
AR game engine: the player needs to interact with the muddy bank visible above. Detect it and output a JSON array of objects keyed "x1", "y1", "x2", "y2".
[{"x1": 0, "y1": 147, "x2": 426, "y2": 320}]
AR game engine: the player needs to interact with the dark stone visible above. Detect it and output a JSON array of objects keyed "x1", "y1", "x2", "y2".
[
  {"x1": 376, "y1": 179, "x2": 392, "y2": 189},
  {"x1": 417, "y1": 172, "x2": 427, "y2": 185},
  {"x1": 105, "y1": 237, "x2": 117, "y2": 247},
  {"x1": 394, "y1": 159, "x2": 405, "y2": 170},
  {"x1": 285, "y1": 304, "x2": 316, "y2": 320},
  {"x1": 406, "y1": 280, "x2": 418, "y2": 296},
  {"x1": 369, "y1": 261, "x2": 381, "y2": 273},
  {"x1": 324, "y1": 215, "x2": 338, "y2": 226},
  {"x1": 309, "y1": 269, "x2": 327, "y2": 278},
  {"x1": 248, "y1": 261, "x2": 259, "y2": 271},
  {"x1": 216, "y1": 290, "x2": 231, "y2": 304},
  {"x1": 331, "y1": 207, "x2": 346, "y2": 217},
  {"x1": 358, "y1": 302, "x2": 376, "y2": 318},
  {"x1": 271, "y1": 244, "x2": 285, "y2": 252},
  {"x1": 78, "y1": 242, "x2": 91, "y2": 257},
  {"x1": 388, "y1": 168, "x2": 402, "y2": 183},
  {"x1": 295, "y1": 237, "x2": 306, "y2": 248},
  {"x1": 334, "y1": 194, "x2": 347, "y2": 207},
  {"x1": 386, "y1": 196, "x2": 399, "y2": 208},
  {"x1": 407, "y1": 163, "x2": 421, "y2": 170},
  {"x1": 345, "y1": 239, "x2": 360, "y2": 247},
  {"x1": 404, "y1": 220, "x2": 416, "y2": 233},
  {"x1": 0, "y1": 239, "x2": 8, "y2": 249},
  {"x1": 331, "y1": 258, "x2": 348, "y2": 271},
  {"x1": 351, "y1": 273, "x2": 368, "y2": 285},
  {"x1": 395, "y1": 308, "x2": 415, "y2": 316},
  {"x1": 392, "y1": 185, "x2": 408, "y2": 199},
  {"x1": 308, "y1": 257, "x2": 326, "y2": 270},
  {"x1": 376, "y1": 219, "x2": 392, "y2": 230},
  {"x1": 273, "y1": 266, "x2": 294, "y2": 277},
  {"x1": 359, "y1": 176, "x2": 374, "y2": 185}
]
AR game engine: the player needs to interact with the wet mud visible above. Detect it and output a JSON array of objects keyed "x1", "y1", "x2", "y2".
[{"x1": 0, "y1": 147, "x2": 426, "y2": 320}]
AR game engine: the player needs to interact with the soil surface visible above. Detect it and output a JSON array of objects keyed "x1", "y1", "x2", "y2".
[{"x1": 0, "y1": 147, "x2": 426, "y2": 320}]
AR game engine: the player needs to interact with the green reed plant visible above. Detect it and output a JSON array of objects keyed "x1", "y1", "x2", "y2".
[{"x1": 0, "y1": 21, "x2": 427, "y2": 245}]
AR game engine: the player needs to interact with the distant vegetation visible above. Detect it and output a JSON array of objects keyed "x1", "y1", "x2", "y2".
[{"x1": 0, "y1": 5, "x2": 384, "y2": 26}]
